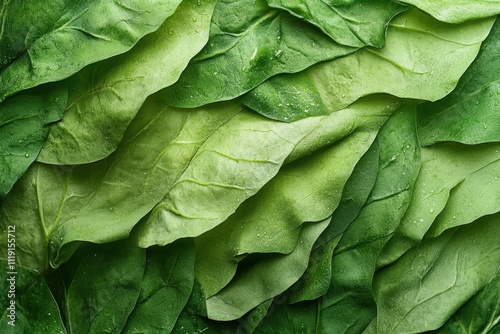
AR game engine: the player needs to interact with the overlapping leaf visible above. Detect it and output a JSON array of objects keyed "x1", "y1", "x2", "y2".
[
  {"x1": 242, "y1": 9, "x2": 495, "y2": 121},
  {"x1": 38, "y1": 0, "x2": 217, "y2": 164},
  {"x1": 0, "y1": 0, "x2": 183, "y2": 102}
]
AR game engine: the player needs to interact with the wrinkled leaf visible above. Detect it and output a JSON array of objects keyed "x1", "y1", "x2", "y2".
[
  {"x1": 396, "y1": 0, "x2": 500, "y2": 23},
  {"x1": 268, "y1": 0, "x2": 407, "y2": 47},
  {"x1": 140, "y1": 96, "x2": 400, "y2": 250},
  {"x1": 242, "y1": 9, "x2": 494, "y2": 121},
  {"x1": 378, "y1": 142, "x2": 500, "y2": 268},
  {"x1": 432, "y1": 270, "x2": 500, "y2": 333},
  {"x1": 161, "y1": 0, "x2": 356, "y2": 108},
  {"x1": 374, "y1": 214, "x2": 500, "y2": 333},
  {"x1": 0, "y1": 85, "x2": 67, "y2": 200},
  {"x1": 206, "y1": 218, "x2": 330, "y2": 321},
  {"x1": 0, "y1": 261, "x2": 66, "y2": 333},
  {"x1": 418, "y1": 18, "x2": 500, "y2": 145},
  {"x1": 122, "y1": 239, "x2": 195, "y2": 334},
  {"x1": 0, "y1": 0, "x2": 182, "y2": 102},
  {"x1": 38, "y1": 0, "x2": 217, "y2": 164}
]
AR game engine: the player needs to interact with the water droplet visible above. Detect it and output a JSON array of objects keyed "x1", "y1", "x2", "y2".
[
  {"x1": 430, "y1": 208, "x2": 434, "y2": 214},
  {"x1": 25, "y1": 153, "x2": 29, "y2": 158},
  {"x1": 109, "y1": 207, "x2": 114, "y2": 211},
  {"x1": 256, "y1": 233, "x2": 260, "y2": 237}
]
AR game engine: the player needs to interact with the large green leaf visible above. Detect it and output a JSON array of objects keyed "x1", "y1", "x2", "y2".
[
  {"x1": 206, "y1": 218, "x2": 330, "y2": 321},
  {"x1": 160, "y1": 0, "x2": 356, "y2": 109},
  {"x1": 138, "y1": 96, "x2": 401, "y2": 249},
  {"x1": 315, "y1": 105, "x2": 421, "y2": 333},
  {"x1": 377, "y1": 142, "x2": 500, "y2": 268},
  {"x1": 0, "y1": 85, "x2": 67, "y2": 200},
  {"x1": 242, "y1": 9, "x2": 494, "y2": 121},
  {"x1": 418, "y1": 18, "x2": 500, "y2": 146},
  {"x1": 0, "y1": 98, "x2": 240, "y2": 270},
  {"x1": 64, "y1": 240, "x2": 145, "y2": 334},
  {"x1": 0, "y1": 0, "x2": 182, "y2": 102},
  {"x1": 38, "y1": 0, "x2": 217, "y2": 164},
  {"x1": 267, "y1": 0, "x2": 407, "y2": 47},
  {"x1": 0, "y1": 261, "x2": 66, "y2": 333},
  {"x1": 396, "y1": 0, "x2": 500, "y2": 23},
  {"x1": 432, "y1": 270, "x2": 500, "y2": 333},
  {"x1": 373, "y1": 214, "x2": 500, "y2": 333}
]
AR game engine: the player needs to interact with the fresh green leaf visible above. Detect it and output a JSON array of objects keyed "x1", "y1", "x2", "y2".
[
  {"x1": 396, "y1": 0, "x2": 500, "y2": 23},
  {"x1": 64, "y1": 240, "x2": 145, "y2": 334},
  {"x1": 268, "y1": 0, "x2": 407, "y2": 47},
  {"x1": 206, "y1": 218, "x2": 330, "y2": 321},
  {"x1": 38, "y1": 0, "x2": 217, "y2": 164},
  {"x1": 378, "y1": 142, "x2": 500, "y2": 268},
  {"x1": 0, "y1": 0, "x2": 183, "y2": 102},
  {"x1": 242, "y1": 9, "x2": 495, "y2": 121},
  {"x1": 0, "y1": 85, "x2": 67, "y2": 200},
  {"x1": 374, "y1": 214, "x2": 500, "y2": 333},
  {"x1": 418, "y1": 18, "x2": 500, "y2": 146},
  {"x1": 161, "y1": 0, "x2": 356, "y2": 108},
  {"x1": 0, "y1": 261, "x2": 66, "y2": 333},
  {"x1": 122, "y1": 239, "x2": 196, "y2": 334},
  {"x1": 432, "y1": 270, "x2": 500, "y2": 334}
]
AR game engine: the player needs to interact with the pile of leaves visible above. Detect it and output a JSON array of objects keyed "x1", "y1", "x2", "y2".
[{"x1": 1, "y1": 0, "x2": 499, "y2": 333}]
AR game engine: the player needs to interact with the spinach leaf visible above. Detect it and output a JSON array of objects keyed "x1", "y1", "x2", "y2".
[
  {"x1": 38, "y1": 0, "x2": 217, "y2": 164},
  {"x1": 161, "y1": 0, "x2": 356, "y2": 108},
  {"x1": 268, "y1": 0, "x2": 407, "y2": 47},
  {"x1": 418, "y1": 18, "x2": 500, "y2": 145},
  {"x1": 0, "y1": 0, "x2": 182, "y2": 102},
  {"x1": 242, "y1": 9, "x2": 495, "y2": 121},
  {"x1": 0, "y1": 85, "x2": 67, "y2": 200}
]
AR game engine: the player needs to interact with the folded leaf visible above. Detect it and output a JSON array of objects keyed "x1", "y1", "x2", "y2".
[
  {"x1": 0, "y1": 85, "x2": 67, "y2": 200},
  {"x1": 0, "y1": 261, "x2": 66, "y2": 333},
  {"x1": 418, "y1": 18, "x2": 500, "y2": 145},
  {"x1": 242, "y1": 9, "x2": 495, "y2": 121},
  {"x1": 206, "y1": 218, "x2": 330, "y2": 321},
  {"x1": 139, "y1": 96, "x2": 400, "y2": 249},
  {"x1": 396, "y1": 0, "x2": 500, "y2": 23},
  {"x1": 65, "y1": 240, "x2": 146, "y2": 334},
  {"x1": 432, "y1": 270, "x2": 500, "y2": 334},
  {"x1": 377, "y1": 142, "x2": 500, "y2": 268},
  {"x1": 268, "y1": 0, "x2": 407, "y2": 47},
  {"x1": 161, "y1": 0, "x2": 356, "y2": 108},
  {"x1": 38, "y1": 0, "x2": 217, "y2": 164},
  {"x1": 0, "y1": 0, "x2": 182, "y2": 102},
  {"x1": 373, "y1": 214, "x2": 500, "y2": 333}
]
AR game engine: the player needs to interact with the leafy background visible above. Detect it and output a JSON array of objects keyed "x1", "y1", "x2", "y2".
[{"x1": 0, "y1": 0, "x2": 499, "y2": 333}]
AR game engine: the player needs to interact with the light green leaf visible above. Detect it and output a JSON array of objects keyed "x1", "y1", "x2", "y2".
[
  {"x1": 0, "y1": 0, "x2": 182, "y2": 102},
  {"x1": 377, "y1": 142, "x2": 500, "y2": 268},
  {"x1": 0, "y1": 261, "x2": 66, "y2": 333},
  {"x1": 160, "y1": 0, "x2": 356, "y2": 108},
  {"x1": 373, "y1": 214, "x2": 500, "y2": 333},
  {"x1": 268, "y1": 0, "x2": 407, "y2": 47},
  {"x1": 64, "y1": 240, "x2": 145, "y2": 334},
  {"x1": 242, "y1": 9, "x2": 494, "y2": 121},
  {"x1": 38, "y1": 0, "x2": 217, "y2": 164},
  {"x1": 418, "y1": 18, "x2": 500, "y2": 145},
  {"x1": 432, "y1": 270, "x2": 500, "y2": 334},
  {"x1": 0, "y1": 85, "x2": 67, "y2": 200},
  {"x1": 317, "y1": 105, "x2": 421, "y2": 333},
  {"x1": 396, "y1": 0, "x2": 500, "y2": 23},
  {"x1": 206, "y1": 218, "x2": 330, "y2": 321},
  {"x1": 139, "y1": 96, "x2": 399, "y2": 250},
  {"x1": 0, "y1": 98, "x2": 241, "y2": 270}
]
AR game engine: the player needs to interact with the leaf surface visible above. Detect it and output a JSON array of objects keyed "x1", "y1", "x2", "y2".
[
  {"x1": 268, "y1": 0, "x2": 407, "y2": 47},
  {"x1": 242, "y1": 9, "x2": 494, "y2": 121},
  {"x1": 418, "y1": 18, "x2": 500, "y2": 145},
  {"x1": 160, "y1": 0, "x2": 356, "y2": 108},
  {"x1": 0, "y1": 85, "x2": 67, "y2": 200},
  {"x1": 0, "y1": 0, "x2": 182, "y2": 102},
  {"x1": 38, "y1": 0, "x2": 217, "y2": 164}
]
